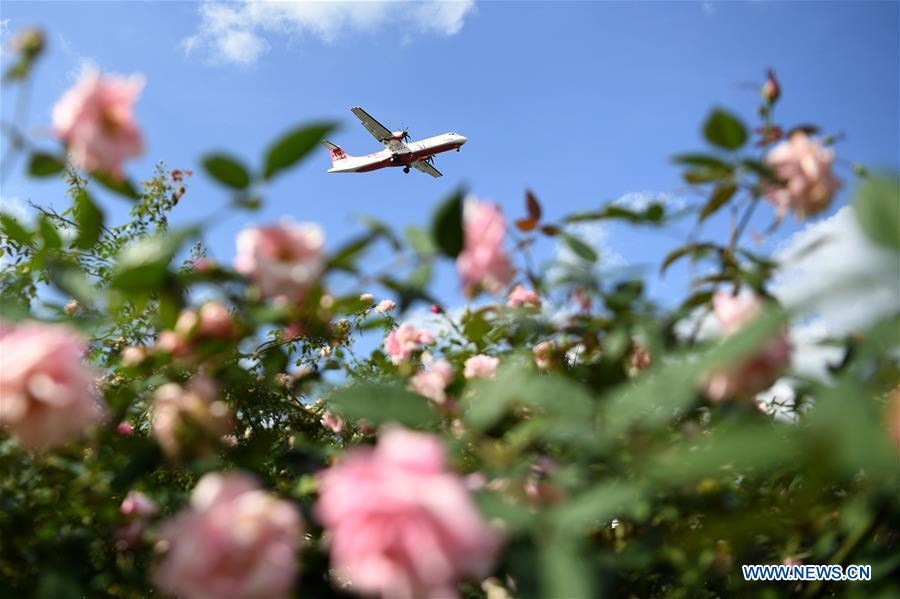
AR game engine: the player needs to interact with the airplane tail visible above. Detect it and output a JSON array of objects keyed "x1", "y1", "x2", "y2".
[{"x1": 321, "y1": 140, "x2": 350, "y2": 164}]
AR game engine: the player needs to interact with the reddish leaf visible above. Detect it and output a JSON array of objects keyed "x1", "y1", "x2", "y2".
[
  {"x1": 526, "y1": 189, "x2": 542, "y2": 221},
  {"x1": 515, "y1": 217, "x2": 538, "y2": 232}
]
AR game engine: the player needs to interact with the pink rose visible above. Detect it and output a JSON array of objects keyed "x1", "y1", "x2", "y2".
[
  {"x1": 533, "y1": 341, "x2": 556, "y2": 371},
  {"x1": 198, "y1": 302, "x2": 234, "y2": 339},
  {"x1": 192, "y1": 257, "x2": 217, "y2": 272},
  {"x1": 705, "y1": 293, "x2": 792, "y2": 402},
  {"x1": 155, "y1": 330, "x2": 189, "y2": 358},
  {"x1": 52, "y1": 67, "x2": 144, "y2": 178},
  {"x1": 151, "y1": 376, "x2": 232, "y2": 456},
  {"x1": 457, "y1": 200, "x2": 514, "y2": 298},
  {"x1": 374, "y1": 299, "x2": 396, "y2": 314},
  {"x1": 65, "y1": 299, "x2": 78, "y2": 316},
  {"x1": 116, "y1": 421, "x2": 135, "y2": 436},
  {"x1": 234, "y1": 221, "x2": 325, "y2": 300},
  {"x1": 463, "y1": 355, "x2": 499, "y2": 380},
  {"x1": 409, "y1": 360, "x2": 454, "y2": 404},
  {"x1": 360, "y1": 293, "x2": 375, "y2": 303},
  {"x1": 315, "y1": 428, "x2": 500, "y2": 598},
  {"x1": 321, "y1": 409, "x2": 344, "y2": 434},
  {"x1": 153, "y1": 472, "x2": 303, "y2": 599},
  {"x1": 0, "y1": 321, "x2": 103, "y2": 448},
  {"x1": 765, "y1": 132, "x2": 841, "y2": 219},
  {"x1": 507, "y1": 285, "x2": 541, "y2": 309},
  {"x1": 384, "y1": 322, "x2": 435, "y2": 365},
  {"x1": 121, "y1": 490, "x2": 158, "y2": 517},
  {"x1": 120, "y1": 346, "x2": 147, "y2": 367}
]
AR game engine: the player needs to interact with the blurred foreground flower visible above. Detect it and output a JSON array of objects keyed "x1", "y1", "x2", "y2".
[
  {"x1": 321, "y1": 409, "x2": 344, "y2": 434},
  {"x1": 373, "y1": 299, "x2": 396, "y2": 314},
  {"x1": 765, "y1": 131, "x2": 841, "y2": 219},
  {"x1": 409, "y1": 359, "x2": 454, "y2": 404},
  {"x1": 153, "y1": 472, "x2": 303, "y2": 599},
  {"x1": 384, "y1": 322, "x2": 435, "y2": 365},
  {"x1": 507, "y1": 285, "x2": 541, "y2": 308},
  {"x1": 0, "y1": 321, "x2": 103, "y2": 448},
  {"x1": 457, "y1": 199, "x2": 514, "y2": 297},
  {"x1": 316, "y1": 427, "x2": 500, "y2": 598},
  {"x1": 234, "y1": 220, "x2": 325, "y2": 300},
  {"x1": 120, "y1": 490, "x2": 158, "y2": 517},
  {"x1": 150, "y1": 375, "x2": 232, "y2": 456},
  {"x1": 52, "y1": 67, "x2": 144, "y2": 178},
  {"x1": 705, "y1": 293, "x2": 792, "y2": 403},
  {"x1": 464, "y1": 354, "x2": 499, "y2": 380}
]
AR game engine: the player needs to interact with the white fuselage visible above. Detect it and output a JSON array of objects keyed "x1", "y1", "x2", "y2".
[{"x1": 328, "y1": 132, "x2": 467, "y2": 173}]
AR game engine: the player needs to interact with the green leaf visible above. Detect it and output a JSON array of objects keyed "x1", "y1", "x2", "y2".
[
  {"x1": 431, "y1": 189, "x2": 464, "y2": 258},
  {"x1": 540, "y1": 536, "x2": 593, "y2": 599},
  {"x1": 660, "y1": 242, "x2": 720, "y2": 274},
  {"x1": 703, "y1": 108, "x2": 747, "y2": 151},
  {"x1": 465, "y1": 365, "x2": 594, "y2": 430},
  {"x1": 93, "y1": 172, "x2": 140, "y2": 200},
  {"x1": 357, "y1": 215, "x2": 401, "y2": 250},
  {"x1": 327, "y1": 232, "x2": 379, "y2": 273},
  {"x1": 202, "y1": 153, "x2": 252, "y2": 189},
  {"x1": 552, "y1": 481, "x2": 645, "y2": 534},
  {"x1": 405, "y1": 225, "x2": 436, "y2": 255},
  {"x1": 565, "y1": 203, "x2": 668, "y2": 226},
  {"x1": 462, "y1": 312, "x2": 491, "y2": 347},
  {"x1": 73, "y1": 189, "x2": 104, "y2": 249},
  {"x1": 38, "y1": 217, "x2": 62, "y2": 249},
  {"x1": 328, "y1": 383, "x2": 437, "y2": 427},
  {"x1": 672, "y1": 153, "x2": 731, "y2": 170},
  {"x1": 699, "y1": 181, "x2": 737, "y2": 222},
  {"x1": 683, "y1": 166, "x2": 733, "y2": 184},
  {"x1": 561, "y1": 232, "x2": 598, "y2": 262},
  {"x1": 0, "y1": 213, "x2": 32, "y2": 245},
  {"x1": 47, "y1": 260, "x2": 95, "y2": 305},
  {"x1": 854, "y1": 176, "x2": 900, "y2": 251},
  {"x1": 740, "y1": 158, "x2": 778, "y2": 182},
  {"x1": 28, "y1": 152, "x2": 65, "y2": 177},
  {"x1": 263, "y1": 122, "x2": 336, "y2": 180},
  {"x1": 110, "y1": 228, "x2": 194, "y2": 292}
]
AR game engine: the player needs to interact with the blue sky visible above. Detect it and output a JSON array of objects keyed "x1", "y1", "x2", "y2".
[{"x1": 1, "y1": 0, "x2": 898, "y2": 311}]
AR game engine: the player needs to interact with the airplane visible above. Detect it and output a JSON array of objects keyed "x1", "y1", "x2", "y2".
[{"x1": 321, "y1": 107, "x2": 467, "y2": 178}]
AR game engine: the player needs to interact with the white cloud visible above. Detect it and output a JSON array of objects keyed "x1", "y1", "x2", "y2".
[
  {"x1": 58, "y1": 33, "x2": 97, "y2": 82},
  {"x1": 771, "y1": 206, "x2": 900, "y2": 334},
  {"x1": 613, "y1": 189, "x2": 686, "y2": 212},
  {"x1": 554, "y1": 222, "x2": 628, "y2": 271},
  {"x1": 183, "y1": 0, "x2": 476, "y2": 66}
]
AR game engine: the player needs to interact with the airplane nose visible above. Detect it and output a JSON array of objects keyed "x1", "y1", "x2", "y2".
[{"x1": 458, "y1": 135, "x2": 468, "y2": 146}]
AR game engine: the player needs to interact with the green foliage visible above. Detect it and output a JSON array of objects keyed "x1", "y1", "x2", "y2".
[
  {"x1": 431, "y1": 188, "x2": 465, "y2": 258},
  {"x1": 328, "y1": 383, "x2": 438, "y2": 427},
  {"x1": 202, "y1": 153, "x2": 251, "y2": 190},
  {"x1": 28, "y1": 152, "x2": 66, "y2": 177},
  {"x1": 263, "y1": 122, "x2": 337, "y2": 180},
  {"x1": 855, "y1": 176, "x2": 900, "y2": 251},
  {"x1": 703, "y1": 108, "x2": 748, "y2": 150}
]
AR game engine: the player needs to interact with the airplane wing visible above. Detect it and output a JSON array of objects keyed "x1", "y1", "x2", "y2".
[
  {"x1": 411, "y1": 160, "x2": 443, "y2": 178},
  {"x1": 351, "y1": 107, "x2": 401, "y2": 149}
]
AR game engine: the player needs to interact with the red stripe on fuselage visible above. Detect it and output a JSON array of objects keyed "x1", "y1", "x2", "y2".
[{"x1": 354, "y1": 141, "x2": 464, "y2": 172}]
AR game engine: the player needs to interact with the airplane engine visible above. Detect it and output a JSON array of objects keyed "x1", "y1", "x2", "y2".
[{"x1": 391, "y1": 129, "x2": 411, "y2": 142}]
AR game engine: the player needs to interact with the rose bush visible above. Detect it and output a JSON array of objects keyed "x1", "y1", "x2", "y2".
[{"x1": 0, "y1": 32, "x2": 898, "y2": 599}]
